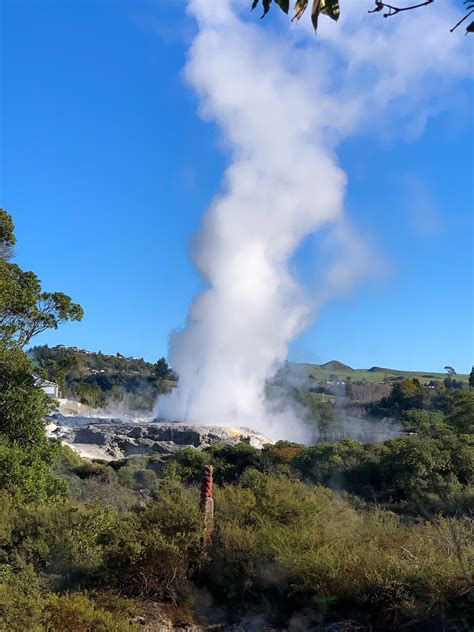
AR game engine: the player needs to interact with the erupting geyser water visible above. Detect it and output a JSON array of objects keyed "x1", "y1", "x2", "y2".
[{"x1": 159, "y1": 0, "x2": 470, "y2": 441}]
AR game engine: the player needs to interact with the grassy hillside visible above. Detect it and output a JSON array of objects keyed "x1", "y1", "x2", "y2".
[{"x1": 301, "y1": 361, "x2": 469, "y2": 384}]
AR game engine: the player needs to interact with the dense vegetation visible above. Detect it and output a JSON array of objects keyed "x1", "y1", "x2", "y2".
[
  {"x1": 30, "y1": 345, "x2": 176, "y2": 411},
  {"x1": 1, "y1": 430, "x2": 473, "y2": 630},
  {"x1": 1, "y1": 209, "x2": 473, "y2": 630}
]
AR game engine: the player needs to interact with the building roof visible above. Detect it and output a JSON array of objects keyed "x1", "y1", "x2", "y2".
[{"x1": 34, "y1": 377, "x2": 58, "y2": 388}]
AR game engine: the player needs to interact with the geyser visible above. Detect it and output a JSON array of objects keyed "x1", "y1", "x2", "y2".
[{"x1": 158, "y1": 0, "x2": 470, "y2": 441}]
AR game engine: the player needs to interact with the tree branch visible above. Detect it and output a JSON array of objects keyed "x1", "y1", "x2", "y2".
[
  {"x1": 450, "y1": 9, "x2": 474, "y2": 33},
  {"x1": 368, "y1": 0, "x2": 434, "y2": 18}
]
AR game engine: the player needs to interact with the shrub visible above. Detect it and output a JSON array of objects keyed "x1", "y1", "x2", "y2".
[
  {"x1": 0, "y1": 440, "x2": 67, "y2": 503},
  {"x1": 101, "y1": 484, "x2": 202, "y2": 602},
  {"x1": 204, "y1": 474, "x2": 473, "y2": 626}
]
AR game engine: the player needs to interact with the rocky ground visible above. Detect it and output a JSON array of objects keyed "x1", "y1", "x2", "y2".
[{"x1": 46, "y1": 413, "x2": 274, "y2": 460}]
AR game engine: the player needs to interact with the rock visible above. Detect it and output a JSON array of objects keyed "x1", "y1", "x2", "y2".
[
  {"x1": 45, "y1": 416, "x2": 274, "y2": 461},
  {"x1": 74, "y1": 426, "x2": 109, "y2": 445}
]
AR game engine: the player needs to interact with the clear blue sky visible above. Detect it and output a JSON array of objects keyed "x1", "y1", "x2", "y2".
[{"x1": 1, "y1": 1, "x2": 473, "y2": 372}]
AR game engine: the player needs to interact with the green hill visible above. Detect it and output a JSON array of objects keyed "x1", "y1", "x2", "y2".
[
  {"x1": 319, "y1": 360, "x2": 354, "y2": 372},
  {"x1": 304, "y1": 362, "x2": 469, "y2": 384}
]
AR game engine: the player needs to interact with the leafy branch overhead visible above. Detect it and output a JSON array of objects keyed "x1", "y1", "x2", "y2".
[
  {"x1": 252, "y1": 0, "x2": 340, "y2": 32},
  {"x1": 0, "y1": 210, "x2": 84, "y2": 349},
  {"x1": 252, "y1": 0, "x2": 474, "y2": 34}
]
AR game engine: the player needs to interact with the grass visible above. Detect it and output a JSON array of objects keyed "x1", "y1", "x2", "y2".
[{"x1": 297, "y1": 362, "x2": 469, "y2": 384}]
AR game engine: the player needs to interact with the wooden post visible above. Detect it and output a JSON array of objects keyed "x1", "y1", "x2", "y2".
[{"x1": 200, "y1": 465, "x2": 214, "y2": 552}]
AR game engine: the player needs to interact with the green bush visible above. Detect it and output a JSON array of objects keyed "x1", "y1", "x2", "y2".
[
  {"x1": 204, "y1": 474, "x2": 473, "y2": 626},
  {"x1": 0, "y1": 583, "x2": 140, "y2": 631},
  {"x1": 0, "y1": 440, "x2": 67, "y2": 503},
  {"x1": 101, "y1": 483, "x2": 202, "y2": 602}
]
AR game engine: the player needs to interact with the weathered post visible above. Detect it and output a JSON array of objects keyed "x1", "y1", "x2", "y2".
[{"x1": 200, "y1": 464, "x2": 214, "y2": 552}]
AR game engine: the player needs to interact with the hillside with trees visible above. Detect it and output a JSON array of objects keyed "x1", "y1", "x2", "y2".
[{"x1": 29, "y1": 345, "x2": 177, "y2": 411}]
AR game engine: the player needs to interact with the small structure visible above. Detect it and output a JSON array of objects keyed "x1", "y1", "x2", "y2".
[
  {"x1": 200, "y1": 465, "x2": 214, "y2": 552},
  {"x1": 36, "y1": 378, "x2": 59, "y2": 398}
]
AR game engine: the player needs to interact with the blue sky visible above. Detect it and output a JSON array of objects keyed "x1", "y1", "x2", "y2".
[{"x1": 2, "y1": 0, "x2": 473, "y2": 372}]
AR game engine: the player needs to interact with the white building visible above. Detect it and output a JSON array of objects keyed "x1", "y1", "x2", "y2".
[{"x1": 35, "y1": 378, "x2": 60, "y2": 398}]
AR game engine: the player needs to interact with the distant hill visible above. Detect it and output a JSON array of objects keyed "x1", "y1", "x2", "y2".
[
  {"x1": 319, "y1": 360, "x2": 353, "y2": 372},
  {"x1": 304, "y1": 362, "x2": 469, "y2": 384}
]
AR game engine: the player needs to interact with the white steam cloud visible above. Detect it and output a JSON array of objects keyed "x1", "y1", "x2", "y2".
[{"x1": 158, "y1": 0, "x2": 471, "y2": 440}]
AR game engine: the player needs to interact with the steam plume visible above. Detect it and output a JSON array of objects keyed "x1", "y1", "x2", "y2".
[{"x1": 159, "y1": 0, "x2": 471, "y2": 440}]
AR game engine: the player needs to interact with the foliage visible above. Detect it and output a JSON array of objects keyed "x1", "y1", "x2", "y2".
[
  {"x1": 0, "y1": 261, "x2": 83, "y2": 350},
  {"x1": 0, "y1": 208, "x2": 16, "y2": 260},
  {"x1": 0, "y1": 436, "x2": 473, "y2": 629},
  {"x1": 253, "y1": 0, "x2": 340, "y2": 33},
  {"x1": 446, "y1": 390, "x2": 474, "y2": 434},
  {"x1": 0, "y1": 346, "x2": 52, "y2": 445},
  {"x1": 292, "y1": 387, "x2": 334, "y2": 433},
  {"x1": 73, "y1": 381, "x2": 107, "y2": 408},
  {"x1": 293, "y1": 433, "x2": 473, "y2": 515},
  {"x1": 253, "y1": 0, "x2": 474, "y2": 35},
  {"x1": 30, "y1": 344, "x2": 176, "y2": 411},
  {"x1": 372, "y1": 378, "x2": 429, "y2": 418},
  {"x1": 400, "y1": 408, "x2": 446, "y2": 434},
  {"x1": 0, "y1": 210, "x2": 83, "y2": 501},
  {"x1": 204, "y1": 474, "x2": 473, "y2": 625},
  {"x1": 154, "y1": 356, "x2": 174, "y2": 380},
  {"x1": 0, "y1": 440, "x2": 67, "y2": 504},
  {"x1": 0, "y1": 582, "x2": 140, "y2": 631},
  {"x1": 37, "y1": 348, "x2": 78, "y2": 389},
  {"x1": 377, "y1": 434, "x2": 473, "y2": 512},
  {"x1": 100, "y1": 484, "x2": 202, "y2": 602}
]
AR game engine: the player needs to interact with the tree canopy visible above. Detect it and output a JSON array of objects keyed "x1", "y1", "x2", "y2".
[
  {"x1": 0, "y1": 209, "x2": 83, "y2": 460},
  {"x1": 0, "y1": 211, "x2": 83, "y2": 350},
  {"x1": 0, "y1": 208, "x2": 16, "y2": 260}
]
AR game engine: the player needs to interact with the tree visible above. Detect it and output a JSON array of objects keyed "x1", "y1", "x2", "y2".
[
  {"x1": 345, "y1": 380, "x2": 354, "y2": 399},
  {"x1": 0, "y1": 208, "x2": 16, "y2": 260},
  {"x1": 375, "y1": 378, "x2": 427, "y2": 418},
  {"x1": 0, "y1": 439, "x2": 67, "y2": 502},
  {"x1": 0, "y1": 210, "x2": 83, "y2": 350},
  {"x1": 444, "y1": 365, "x2": 457, "y2": 375},
  {"x1": 400, "y1": 408, "x2": 446, "y2": 434},
  {"x1": 252, "y1": 0, "x2": 474, "y2": 35},
  {"x1": 446, "y1": 390, "x2": 474, "y2": 434},
  {"x1": 0, "y1": 209, "x2": 83, "y2": 501},
  {"x1": 74, "y1": 382, "x2": 106, "y2": 409},
  {"x1": 379, "y1": 434, "x2": 472, "y2": 507},
  {"x1": 154, "y1": 356, "x2": 171, "y2": 380},
  {"x1": 38, "y1": 349, "x2": 78, "y2": 389},
  {"x1": 469, "y1": 366, "x2": 474, "y2": 388},
  {"x1": 0, "y1": 262, "x2": 83, "y2": 349},
  {"x1": 0, "y1": 346, "x2": 52, "y2": 445}
]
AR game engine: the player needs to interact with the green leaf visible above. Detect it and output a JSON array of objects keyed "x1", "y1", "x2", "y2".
[
  {"x1": 321, "y1": 0, "x2": 340, "y2": 22},
  {"x1": 275, "y1": 0, "x2": 290, "y2": 13},
  {"x1": 262, "y1": 0, "x2": 272, "y2": 17},
  {"x1": 293, "y1": 0, "x2": 309, "y2": 22}
]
